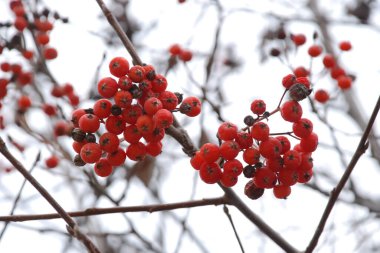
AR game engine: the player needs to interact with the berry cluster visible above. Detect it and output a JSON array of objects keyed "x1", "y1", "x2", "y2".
[
  {"x1": 190, "y1": 74, "x2": 317, "y2": 199},
  {"x1": 71, "y1": 56, "x2": 201, "y2": 177}
]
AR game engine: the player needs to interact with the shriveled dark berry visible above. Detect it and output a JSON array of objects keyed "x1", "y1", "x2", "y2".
[
  {"x1": 244, "y1": 180, "x2": 265, "y2": 200},
  {"x1": 244, "y1": 115, "x2": 255, "y2": 126},
  {"x1": 85, "y1": 133, "x2": 96, "y2": 143},
  {"x1": 111, "y1": 104, "x2": 122, "y2": 116},
  {"x1": 71, "y1": 128, "x2": 86, "y2": 142},
  {"x1": 73, "y1": 154, "x2": 86, "y2": 166},
  {"x1": 243, "y1": 165, "x2": 256, "y2": 178}
]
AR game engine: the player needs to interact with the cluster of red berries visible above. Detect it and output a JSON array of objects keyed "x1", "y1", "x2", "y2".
[
  {"x1": 168, "y1": 44, "x2": 193, "y2": 62},
  {"x1": 71, "y1": 56, "x2": 201, "y2": 177},
  {"x1": 190, "y1": 74, "x2": 317, "y2": 199}
]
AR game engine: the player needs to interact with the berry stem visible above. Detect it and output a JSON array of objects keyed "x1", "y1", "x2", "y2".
[{"x1": 95, "y1": 0, "x2": 143, "y2": 66}]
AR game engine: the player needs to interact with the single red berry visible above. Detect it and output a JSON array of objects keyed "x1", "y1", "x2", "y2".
[
  {"x1": 0, "y1": 62, "x2": 11, "y2": 72},
  {"x1": 123, "y1": 124, "x2": 143, "y2": 144},
  {"x1": 54, "y1": 120, "x2": 72, "y2": 137},
  {"x1": 14, "y1": 16, "x2": 27, "y2": 31},
  {"x1": 200, "y1": 143, "x2": 220, "y2": 163},
  {"x1": 280, "y1": 100, "x2": 303, "y2": 122},
  {"x1": 337, "y1": 75, "x2": 352, "y2": 90},
  {"x1": 283, "y1": 149, "x2": 302, "y2": 169},
  {"x1": 179, "y1": 49, "x2": 193, "y2": 62},
  {"x1": 235, "y1": 131, "x2": 253, "y2": 149},
  {"x1": 308, "y1": 45, "x2": 323, "y2": 57},
  {"x1": 18, "y1": 95, "x2": 32, "y2": 110},
  {"x1": 107, "y1": 147, "x2": 126, "y2": 166},
  {"x1": 220, "y1": 171, "x2": 238, "y2": 187},
  {"x1": 190, "y1": 151, "x2": 205, "y2": 170},
  {"x1": 253, "y1": 167, "x2": 277, "y2": 189},
  {"x1": 146, "y1": 141, "x2": 163, "y2": 157},
  {"x1": 73, "y1": 141, "x2": 87, "y2": 154},
  {"x1": 97, "y1": 77, "x2": 118, "y2": 98},
  {"x1": 45, "y1": 155, "x2": 59, "y2": 169},
  {"x1": 223, "y1": 159, "x2": 243, "y2": 176},
  {"x1": 282, "y1": 74, "x2": 297, "y2": 89},
  {"x1": 330, "y1": 67, "x2": 346, "y2": 80},
  {"x1": 105, "y1": 115, "x2": 126, "y2": 135},
  {"x1": 35, "y1": 19, "x2": 53, "y2": 32},
  {"x1": 121, "y1": 104, "x2": 143, "y2": 124},
  {"x1": 250, "y1": 99, "x2": 266, "y2": 115},
  {"x1": 109, "y1": 57, "x2": 130, "y2": 78},
  {"x1": 266, "y1": 157, "x2": 283, "y2": 172},
  {"x1": 11, "y1": 64, "x2": 22, "y2": 75},
  {"x1": 218, "y1": 122, "x2": 238, "y2": 141},
  {"x1": 243, "y1": 147, "x2": 261, "y2": 165},
  {"x1": 129, "y1": 65, "x2": 145, "y2": 83},
  {"x1": 292, "y1": 118, "x2": 313, "y2": 138},
  {"x1": 126, "y1": 142, "x2": 147, "y2": 161},
  {"x1": 114, "y1": 90, "x2": 133, "y2": 108},
  {"x1": 99, "y1": 132, "x2": 120, "y2": 153},
  {"x1": 275, "y1": 136, "x2": 291, "y2": 154},
  {"x1": 143, "y1": 127, "x2": 165, "y2": 143},
  {"x1": 80, "y1": 143, "x2": 102, "y2": 164},
  {"x1": 138, "y1": 79, "x2": 152, "y2": 91},
  {"x1": 51, "y1": 86, "x2": 65, "y2": 98},
  {"x1": 293, "y1": 66, "x2": 309, "y2": 78},
  {"x1": 159, "y1": 91, "x2": 179, "y2": 111},
  {"x1": 153, "y1": 109, "x2": 173, "y2": 129},
  {"x1": 220, "y1": 140, "x2": 240, "y2": 160},
  {"x1": 199, "y1": 162, "x2": 222, "y2": 184},
  {"x1": 339, "y1": 41, "x2": 352, "y2": 51},
  {"x1": 36, "y1": 32, "x2": 50, "y2": 45},
  {"x1": 179, "y1": 96, "x2": 202, "y2": 117},
  {"x1": 144, "y1": 97, "x2": 163, "y2": 116},
  {"x1": 314, "y1": 89, "x2": 330, "y2": 103},
  {"x1": 42, "y1": 103, "x2": 57, "y2": 116},
  {"x1": 251, "y1": 122, "x2": 270, "y2": 141},
  {"x1": 278, "y1": 169, "x2": 298, "y2": 186},
  {"x1": 118, "y1": 75, "x2": 133, "y2": 91},
  {"x1": 78, "y1": 114, "x2": 100, "y2": 133},
  {"x1": 151, "y1": 74, "x2": 168, "y2": 93},
  {"x1": 93, "y1": 99, "x2": 112, "y2": 119},
  {"x1": 44, "y1": 47, "x2": 58, "y2": 60},
  {"x1": 22, "y1": 50, "x2": 34, "y2": 60},
  {"x1": 291, "y1": 34, "x2": 306, "y2": 46},
  {"x1": 259, "y1": 137, "x2": 282, "y2": 159},
  {"x1": 273, "y1": 184, "x2": 291, "y2": 199},
  {"x1": 300, "y1": 132, "x2": 318, "y2": 152},
  {"x1": 136, "y1": 115, "x2": 155, "y2": 134},
  {"x1": 71, "y1": 108, "x2": 86, "y2": 127},
  {"x1": 142, "y1": 64, "x2": 156, "y2": 80},
  {"x1": 322, "y1": 54, "x2": 335, "y2": 68},
  {"x1": 169, "y1": 44, "x2": 182, "y2": 55},
  {"x1": 297, "y1": 168, "x2": 313, "y2": 183},
  {"x1": 94, "y1": 158, "x2": 113, "y2": 177},
  {"x1": 297, "y1": 153, "x2": 313, "y2": 171}
]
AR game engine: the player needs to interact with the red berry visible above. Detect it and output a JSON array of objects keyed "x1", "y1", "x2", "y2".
[
  {"x1": 99, "y1": 132, "x2": 120, "y2": 153},
  {"x1": 275, "y1": 136, "x2": 291, "y2": 154},
  {"x1": 219, "y1": 140, "x2": 240, "y2": 160},
  {"x1": 251, "y1": 122, "x2": 270, "y2": 141},
  {"x1": 220, "y1": 171, "x2": 238, "y2": 187},
  {"x1": 300, "y1": 132, "x2": 318, "y2": 152},
  {"x1": 18, "y1": 95, "x2": 32, "y2": 110},
  {"x1": 80, "y1": 143, "x2": 102, "y2": 164},
  {"x1": 297, "y1": 169, "x2": 313, "y2": 183},
  {"x1": 42, "y1": 103, "x2": 57, "y2": 116},
  {"x1": 93, "y1": 99, "x2": 112, "y2": 119},
  {"x1": 273, "y1": 184, "x2": 291, "y2": 199},
  {"x1": 123, "y1": 124, "x2": 142, "y2": 144},
  {"x1": 259, "y1": 137, "x2": 282, "y2": 159},
  {"x1": 97, "y1": 77, "x2": 118, "y2": 98},
  {"x1": 322, "y1": 54, "x2": 335, "y2": 68},
  {"x1": 14, "y1": 16, "x2": 27, "y2": 31},
  {"x1": 45, "y1": 155, "x2": 59, "y2": 169},
  {"x1": 278, "y1": 169, "x2": 298, "y2": 186},
  {"x1": 36, "y1": 32, "x2": 50, "y2": 45},
  {"x1": 146, "y1": 141, "x2": 163, "y2": 157},
  {"x1": 118, "y1": 75, "x2": 133, "y2": 91},
  {"x1": 250, "y1": 99, "x2": 266, "y2": 115},
  {"x1": 128, "y1": 65, "x2": 145, "y2": 83},
  {"x1": 78, "y1": 114, "x2": 100, "y2": 133},
  {"x1": 283, "y1": 149, "x2": 302, "y2": 169},
  {"x1": 243, "y1": 147, "x2": 261, "y2": 165},
  {"x1": 330, "y1": 67, "x2": 346, "y2": 80},
  {"x1": 109, "y1": 57, "x2": 130, "y2": 78},
  {"x1": 44, "y1": 47, "x2": 58, "y2": 60},
  {"x1": 136, "y1": 115, "x2": 155, "y2": 134},
  {"x1": 223, "y1": 159, "x2": 243, "y2": 176},
  {"x1": 293, "y1": 66, "x2": 309, "y2": 78},
  {"x1": 152, "y1": 74, "x2": 168, "y2": 93},
  {"x1": 126, "y1": 142, "x2": 146, "y2": 161},
  {"x1": 153, "y1": 109, "x2": 173, "y2": 129},
  {"x1": 142, "y1": 64, "x2": 156, "y2": 80},
  {"x1": 169, "y1": 44, "x2": 182, "y2": 55},
  {"x1": 337, "y1": 75, "x2": 352, "y2": 90},
  {"x1": 71, "y1": 108, "x2": 86, "y2": 127},
  {"x1": 159, "y1": 91, "x2": 179, "y2": 111},
  {"x1": 217, "y1": 122, "x2": 238, "y2": 141},
  {"x1": 107, "y1": 147, "x2": 126, "y2": 166},
  {"x1": 199, "y1": 162, "x2": 222, "y2": 184},
  {"x1": 292, "y1": 118, "x2": 313, "y2": 138},
  {"x1": 179, "y1": 96, "x2": 202, "y2": 117},
  {"x1": 235, "y1": 131, "x2": 253, "y2": 149},
  {"x1": 253, "y1": 167, "x2": 277, "y2": 189},
  {"x1": 308, "y1": 45, "x2": 323, "y2": 57},
  {"x1": 339, "y1": 41, "x2": 352, "y2": 51},
  {"x1": 114, "y1": 90, "x2": 133, "y2": 108},
  {"x1": 280, "y1": 100, "x2": 303, "y2": 122},
  {"x1": 144, "y1": 97, "x2": 163, "y2": 116},
  {"x1": 94, "y1": 158, "x2": 113, "y2": 177},
  {"x1": 190, "y1": 151, "x2": 205, "y2": 170},
  {"x1": 179, "y1": 49, "x2": 193, "y2": 62},
  {"x1": 121, "y1": 104, "x2": 143, "y2": 124},
  {"x1": 291, "y1": 34, "x2": 306, "y2": 46},
  {"x1": 282, "y1": 74, "x2": 296, "y2": 89},
  {"x1": 105, "y1": 115, "x2": 126, "y2": 135},
  {"x1": 200, "y1": 143, "x2": 220, "y2": 163},
  {"x1": 314, "y1": 89, "x2": 330, "y2": 103}
]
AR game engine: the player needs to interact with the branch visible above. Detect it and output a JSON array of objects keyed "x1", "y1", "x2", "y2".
[
  {"x1": 0, "y1": 137, "x2": 101, "y2": 253},
  {"x1": 305, "y1": 95, "x2": 380, "y2": 253},
  {"x1": 0, "y1": 196, "x2": 229, "y2": 222}
]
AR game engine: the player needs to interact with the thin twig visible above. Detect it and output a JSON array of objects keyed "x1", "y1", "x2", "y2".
[
  {"x1": 305, "y1": 95, "x2": 380, "y2": 253},
  {"x1": 223, "y1": 205, "x2": 245, "y2": 253}
]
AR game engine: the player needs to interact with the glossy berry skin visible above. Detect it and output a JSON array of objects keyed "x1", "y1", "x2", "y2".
[
  {"x1": 122, "y1": 104, "x2": 143, "y2": 124},
  {"x1": 308, "y1": 45, "x2": 323, "y2": 57},
  {"x1": 144, "y1": 97, "x2": 163, "y2": 116},
  {"x1": 220, "y1": 171, "x2": 238, "y2": 187},
  {"x1": 152, "y1": 74, "x2": 168, "y2": 93},
  {"x1": 107, "y1": 147, "x2": 126, "y2": 166},
  {"x1": 253, "y1": 167, "x2": 277, "y2": 189},
  {"x1": 273, "y1": 184, "x2": 291, "y2": 199},
  {"x1": 80, "y1": 143, "x2": 102, "y2": 164},
  {"x1": 275, "y1": 136, "x2": 291, "y2": 154},
  {"x1": 94, "y1": 158, "x2": 113, "y2": 177},
  {"x1": 297, "y1": 169, "x2": 313, "y2": 183},
  {"x1": 136, "y1": 115, "x2": 155, "y2": 134},
  {"x1": 322, "y1": 54, "x2": 335, "y2": 68},
  {"x1": 280, "y1": 100, "x2": 303, "y2": 122},
  {"x1": 78, "y1": 114, "x2": 100, "y2": 133},
  {"x1": 259, "y1": 137, "x2": 282, "y2": 159},
  {"x1": 190, "y1": 151, "x2": 205, "y2": 170},
  {"x1": 217, "y1": 122, "x2": 238, "y2": 141},
  {"x1": 291, "y1": 34, "x2": 306, "y2": 46},
  {"x1": 283, "y1": 149, "x2": 302, "y2": 169},
  {"x1": 250, "y1": 99, "x2": 266, "y2": 115},
  {"x1": 337, "y1": 75, "x2": 352, "y2": 90},
  {"x1": 18, "y1": 95, "x2": 32, "y2": 110},
  {"x1": 282, "y1": 74, "x2": 296, "y2": 89},
  {"x1": 243, "y1": 147, "x2": 261, "y2": 165},
  {"x1": 169, "y1": 44, "x2": 182, "y2": 55},
  {"x1": 123, "y1": 124, "x2": 142, "y2": 144},
  {"x1": 98, "y1": 77, "x2": 118, "y2": 98},
  {"x1": 179, "y1": 49, "x2": 193, "y2": 62},
  {"x1": 109, "y1": 57, "x2": 130, "y2": 78},
  {"x1": 219, "y1": 140, "x2": 240, "y2": 160},
  {"x1": 128, "y1": 65, "x2": 145, "y2": 83},
  {"x1": 126, "y1": 142, "x2": 146, "y2": 161},
  {"x1": 292, "y1": 118, "x2": 313, "y2": 138},
  {"x1": 314, "y1": 89, "x2": 330, "y2": 103},
  {"x1": 300, "y1": 132, "x2": 318, "y2": 152},
  {"x1": 45, "y1": 155, "x2": 59, "y2": 169},
  {"x1": 118, "y1": 75, "x2": 133, "y2": 91},
  {"x1": 200, "y1": 143, "x2": 220, "y2": 163},
  {"x1": 105, "y1": 115, "x2": 126, "y2": 135},
  {"x1": 244, "y1": 179, "x2": 265, "y2": 199},
  {"x1": 235, "y1": 131, "x2": 253, "y2": 149},
  {"x1": 146, "y1": 141, "x2": 163, "y2": 157},
  {"x1": 278, "y1": 169, "x2": 298, "y2": 186},
  {"x1": 199, "y1": 162, "x2": 222, "y2": 184},
  {"x1": 99, "y1": 132, "x2": 120, "y2": 153},
  {"x1": 293, "y1": 66, "x2": 309, "y2": 78},
  {"x1": 114, "y1": 90, "x2": 133, "y2": 108},
  {"x1": 153, "y1": 109, "x2": 173, "y2": 129},
  {"x1": 251, "y1": 122, "x2": 270, "y2": 141},
  {"x1": 93, "y1": 99, "x2": 112, "y2": 119},
  {"x1": 159, "y1": 91, "x2": 179, "y2": 111},
  {"x1": 179, "y1": 96, "x2": 202, "y2": 117},
  {"x1": 223, "y1": 159, "x2": 243, "y2": 176},
  {"x1": 44, "y1": 47, "x2": 58, "y2": 60},
  {"x1": 339, "y1": 41, "x2": 352, "y2": 51}
]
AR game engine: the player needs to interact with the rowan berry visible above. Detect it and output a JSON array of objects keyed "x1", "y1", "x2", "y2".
[
  {"x1": 51, "y1": 86, "x2": 65, "y2": 98},
  {"x1": 300, "y1": 132, "x2": 318, "y2": 152},
  {"x1": 278, "y1": 169, "x2": 298, "y2": 186},
  {"x1": 292, "y1": 118, "x2": 313, "y2": 138},
  {"x1": 266, "y1": 157, "x2": 283, "y2": 172},
  {"x1": 253, "y1": 167, "x2": 277, "y2": 188},
  {"x1": 54, "y1": 120, "x2": 72, "y2": 137},
  {"x1": 275, "y1": 136, "x2": 291, "y2": 154},
  {"x1": 73, "y1": 154, "x2": 86, "y2": 166},
  {"x1": 128, "y1": 65, "x2": 145, "y2": 83},
  {"x1": 45, "y1": 155, "x2": 59, "y2": 169},
  {"x1": 17, "y1": 95, "x2": 32, "y2": 110},
  {"x1": 179, "y1": 96, "x2": 201, "y2": 117},
  {"x1": 243, "y1": 147, "x2": 261, "y2": 165},
  {"x1": 293, "y1": 66, "x2": 309, "y2": 78},
  {"x1": 291, "y1": 34, "x2": 306, "y2": 46},
  {"x1": 235, "y1": 131, "x2": 253, "y2": 149},
  {"x1": 322, "y1": 54, "x2": 335, "y2": 68},
  {"x1": 243, "y1": 165, "x2": 256, "y2": 178},
  {"x1": 78, "y1": 114, "x2": 100, "y2": 133},
  {"x1": 0, "y1": 62, "x2": 11, "y2": 72},
  {"x1": 22, "y1": 50, "x2": 34, "y2": 60},
  {"x1": 314, "y1": 89, "x2": 330, "y2": 103},
  {"x1": 146, "y1": 141, "x2": 163, "y2": 157},
  {"x1": 298, "y1": 153, "x2": 313, "y2": 171},
  {"x1": 244, "y1": 179, "x2": 265, "y2": 199},
  {"x1": 144, "y1": 97, "x2": 163, "y2": 116},
  {"x1": 11, "y1": 64, "x2": 22, "y2": 75},
  {"x1": 330, "y1": 67, "x2": 346, "y2": 79},
  {"x1": 199, "y1": 143, "x2": 220, "y2": 163},
  {"x1": 107, "y1": 147, "x2": 126, "y2": 166},
  {"x1": 308, "y1": 45, "x2": 323, "y2": 57},
  {"x1": 42, "y1": 103, "x2": 57, "y2": 116},
  {"x1": 85, "y1": 133, "x2": 96, "y2": 143},
  {"x1": 94, "y1": 158, "x2": 113, "y2": 177},
  {"x1": 250, "y1": 99, "x2": 266, "y2": 115},
  {"x1": 153, "y1": 109, "x2": 173, "y2": 129},
  {"x1": 80, "y1": 143, "x2": 102, "y2": 164},
  {"x1": 121, "y1": 104, "x2": 143, "y2": 124},
  {"x1": 109, "y1": 57, "x2": 130, "y2": 78},
  {"x1": 251, "y1": 122, "x2": 270, "y2": 141},
  {"x1": 280, "y1": 100, "x2": 303, "y2": 122},
  {"x1": 151, "y1": 74, "x2": 168, "y2": 93},
  {"x1": 126, "y1": 142, "x2": 147, "y2": 161},
  {"x1": 199, "y1": 162, "x2": 222, "y2": 184},
  {"x1": 297, "y1": 169, "x2": 313, "y2": 183},
  {"x1": 105, "y1": 115, "x2": 126, "y2": 135},
  {"x1": 139, "y1": 79, "x2": 153, "y2": 91},
  {"x1": 71, "y1": 108, "x2": 86, "y2": 127},
  {"x1": 17, "y1": 72, "x2": 33, "y2": 86},
  {"x1": 282, "y1": 74, "x2": 297, "y2": 89},
  {"x1": 136, "y1": 115, "x2": 155, "y2": 134},
  {"x1": 44, "y1": 47, "x2": 58, "y2": 60},
  {"x1": 339, "y1": 41, "x2": 352, "y2": 51},
  {"x1": 14, "y1": 16, "x2": 27, "y2": 31},
  {"x1": 179, "y1": 49, "x2": 193, "y2": 62},
  {"x1": 169, "y1": 44, "x2": 182, "y2": 55},
  {"x1": 220, "y1": 140, "x2": 240, "y2": 160},
  {"x1": 244, "y1": 115, "x2": 255, "y2": 126},
  {"x1": 143, "y1": 127, "x2": 165, "y2": 143},
  {"x1": 220, "y1": 171, "x2": 238, "y2": 187},
  {"x1": 337, "y1": 75, "x2": 352, "y2": 90},
  {"x1": 190, "y1": 151, "x2": 205, "y2": 170},
  {"x1": 273, "y1": 184, "x2": 291, "y2": 199},
  {"x1": 114, "y1": 90, "x2": 133, "y2": 108},
  {"x1": 283, "y1": 149, "x2": 302, "y2": 169},
  {"x1": 97, "y1": 77, "x2": 118, "y2": 98},
  {"x1": 118, "y1": 75, "x2": 133, "y2": 91},
  {"x1": 217, "y1": 122, "x2": 238, "y2": 141},
  {"x1": 223, "y1": 159, "x2": 243, "y2": 176},
  {"x1": 93, "y1": 99, "x2": 112, "y2": 118},
  {"x1": 36, "y1": 32, "x2": 50, "y2": 45},
  {"x1": 142, "y1": 64, "x2": 156, "y2": 80},
  {"x1": 72, "y1": 140, "x2": 86, "y2": 153},
  {"x1": 35, "y1": 19, "x2": 53, "y2": 32},
  {"x1": 159, "y1": 91, "x2": 179, "y2": 111},
  {"x1": 259, "y1": 137, "x2": 282, "y2": 159},
  {"x1": 99, "y1": 132, "x2": 120, "y2": 153}
]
